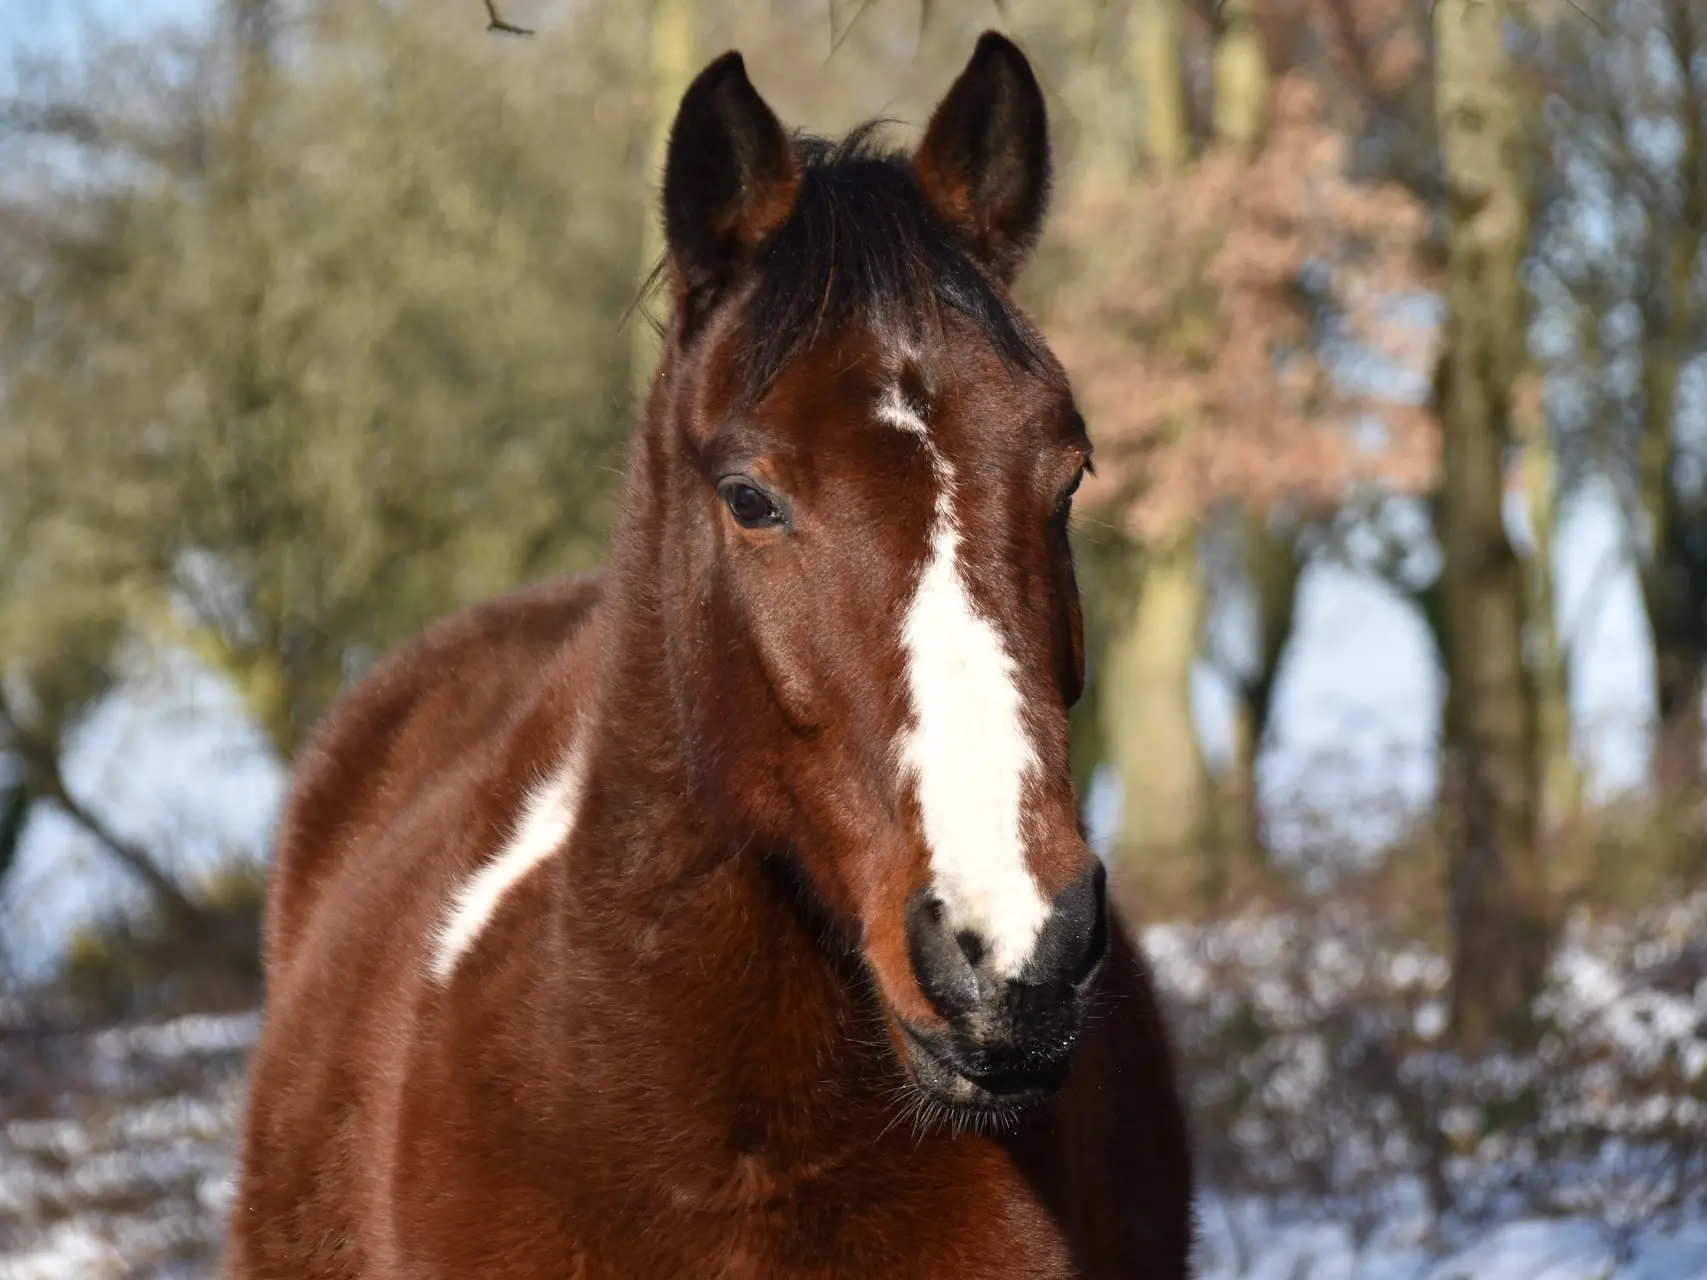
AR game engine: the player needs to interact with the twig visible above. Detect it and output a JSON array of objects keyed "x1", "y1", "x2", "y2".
[
  {"x1": 482, "y1": 0, "x2": 534, "y2": 37},
  {"x1": 1557, "y1": 0, "x2": 1609, "y2": 35},
  {"x1": 0, "y1": 689, "x2": 207, "y2": 926},
  {"x1": 1560, "y1": 532, "x2": 1634, "y2": 657},
  {"x1": 827, "y1": 0, "x2": 876, "y2": 58}
]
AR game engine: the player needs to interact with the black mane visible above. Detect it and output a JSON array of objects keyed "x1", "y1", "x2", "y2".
[
  {"x1": 742, "y1": 124, "x2": 1043, "y2": 394},
  {"x1": 644, "y1": 122, "x2": 1046, "y2": 398}
]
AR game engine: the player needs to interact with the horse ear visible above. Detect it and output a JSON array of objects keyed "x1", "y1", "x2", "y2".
[
  {"x1": 912, "y1": 32, "x2": 1051, "y2": 283},
  {"x1": 662, "y1": 52, "x2": 799, "y2": 311}
]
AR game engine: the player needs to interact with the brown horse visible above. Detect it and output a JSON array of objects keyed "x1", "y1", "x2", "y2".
[{"x1": 229, "y1": 33, "x2": 1192, "y2": 1279}]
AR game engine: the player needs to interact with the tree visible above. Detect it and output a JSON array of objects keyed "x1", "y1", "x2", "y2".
[
  {"x1": 1512, "y1": 367, "x2": 1582, "y2": 824},
  {"x1": 0, "y1": 0, "x2": 645, "y2": 930},
  {"x1": 1631, "y1": 0, "x2": 1707, "y2": 797},
  {"x1": 1432, "y1": 0, "x2": 1550, "y2": 1047},
  {"x1": 630, "y1": 0, "x2": 696, "y2": 399},
  {"x1": 1048, "y1": 12, "x2": 1436, "y2": 899},
  {"x1": 1083, "y1": 0, "x2": 1212, "y2": 891},
  {"x1": 0, "y1": 0, "x2": 643, "y2": 761}
]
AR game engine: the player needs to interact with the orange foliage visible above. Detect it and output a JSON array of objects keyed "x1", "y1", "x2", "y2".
[
  {"x1": 1309, "y1": 0, "x2": 1428, "y2": 101},
  {"x1": 1047, "y1": 73, "x2": 1438, "y2": 542}
]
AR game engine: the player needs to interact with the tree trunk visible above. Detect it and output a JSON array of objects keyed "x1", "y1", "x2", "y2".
[
  {"x1": 631, "y1": 0, "x2": 695, "y2": 401},
  {"x1": 1433, "y1": 0, "x2": 1549, "y2": 1050},
  {"x1": 1639, "y1": 0, "x2": 1707, "y2": 799},
  {"x1": 1514, "y1": 379, "x2": 1579, "y2": 825},
  {"x1": 1134, "y1": 0, "x2": 1191, "y2": 173},
  {"x1": 1206, "y1": 0, "x2": 1281, "y2": 892},
  {"x1": 1212, "y1": 0, "x2": 1269, "y2": 152},
  {"x1": 1222, "y1": 517, "x2": 1300, "y2": 880},
  {"x1": 1625, "y1": 2, "x2": 1707, "y2": 802},
  {"x1": 1651, "y1": 608, "x2": 1707, "y2": 796},
  {"x1": 1099, "y1": 0, "x2": 1288, "y2": 900},
  {"x1": 1098, "y1": 6, "x2": 1210, "y2": 898},
  {"x1": 1105, "y1": 533, "x2": 1209, "y2": 888}
]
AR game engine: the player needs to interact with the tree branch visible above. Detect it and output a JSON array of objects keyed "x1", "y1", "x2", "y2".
[
  {"x1": 482, "y1": 0, "x2": 534, "y2": 36},
  {"x1": 0, "y1": 688, "x2": 208, "y2": 927},
  {"x1": 1561, "y1": 530, "x2": 1636, "y2": 657}
]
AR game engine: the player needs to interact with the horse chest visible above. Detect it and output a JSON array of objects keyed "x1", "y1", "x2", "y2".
[
  {"x1": 706, "y1": 1147, "x2": 1072, "y2": 1277},
  {"x1": 580, "y1": 1150, "x2": 1077, "y2": 1279},
  {"x1": 395, "y1": 1129, "x2": 1078, "y2": 1279}
]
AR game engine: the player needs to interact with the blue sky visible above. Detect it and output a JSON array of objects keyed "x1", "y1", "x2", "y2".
[{"x1": 2, "y1": 0, "x2": 208, "y2": 63}]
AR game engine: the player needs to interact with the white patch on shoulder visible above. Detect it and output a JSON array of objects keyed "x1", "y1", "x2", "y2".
[
  {"x1": 429, "y1": 737, "x2": 588, "y2": 983},
  {"x1": 888, "y1": 384, "x2": 1050, "y2": 979}
]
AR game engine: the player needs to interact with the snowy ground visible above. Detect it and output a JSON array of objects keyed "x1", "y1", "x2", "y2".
[
  {"x1": 0, "y1": 1012, "x2": 253, "y2": 1279},
  {"x1": 1196, "y1": 1198, "x2": 1707, "y2": 1280},
  {"x1": 2, "y1": 900, "x2": 1705, "y2": 1278}
]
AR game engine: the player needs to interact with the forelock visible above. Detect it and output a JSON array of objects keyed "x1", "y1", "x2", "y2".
[{"x1": 736, "y1": 123, "x2": 1045, "y2": 400}]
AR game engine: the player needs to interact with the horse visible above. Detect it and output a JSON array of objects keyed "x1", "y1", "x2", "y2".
[{"x1": 228, "y1": 32, "x2": 1193, "y2": 1278}]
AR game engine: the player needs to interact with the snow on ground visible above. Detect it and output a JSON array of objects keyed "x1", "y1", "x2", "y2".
[
  {"x1": 1196, "y1": 1200, "x2": 1707, "y2": 1280},
  {"x1": 1147, "y1": 893, "x2": 1707, "y2": 1228},
  {"x1": 1, "y1": 900, "x2": 1705, "y2": 1277},
  {"x1": 0, "y1": 1012, "x2": 253, "y2": 1279}
]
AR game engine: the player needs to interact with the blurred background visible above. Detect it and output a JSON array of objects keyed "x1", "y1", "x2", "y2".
[{"x1": 1, "y1": 0, "x2": 1705, "y2": 1275}]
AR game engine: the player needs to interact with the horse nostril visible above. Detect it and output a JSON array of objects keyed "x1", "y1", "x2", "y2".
[
  {"x1": 1075, "y1": 875, "x2": 1109, "y2": 985},
  {"x1": 905, "y1": 890, "x2": 981, "y2": 1017},
  {"x1": 954, "y1": 929, "x2": 986, "y2": 969},
  {"x1": 1025, "y1": 861, "x2": 1108, "y2": 990}
]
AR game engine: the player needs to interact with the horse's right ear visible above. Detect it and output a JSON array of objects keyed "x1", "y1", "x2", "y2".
[{"x1": 662, "y1": 52, "x2": 799, "y2": 315}]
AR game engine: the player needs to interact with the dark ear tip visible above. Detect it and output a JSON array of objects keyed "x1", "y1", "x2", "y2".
[
  {"x1": 970, "y1": 30, "x2": 1034, "y2": 75},
  {"x1": 674, "y1": 51, "x2": 753, "y2": 120},
  {"x1": 687, "y1": 50, "x2": 750, "y2": 97},
  {"x1": 972, "y1": 30, "x2": 1023, "y2": 58}
]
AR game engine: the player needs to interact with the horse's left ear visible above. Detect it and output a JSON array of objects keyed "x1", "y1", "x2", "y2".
[{"x1": 912, "y1": 32, "x2": 1051, "y2": 284}]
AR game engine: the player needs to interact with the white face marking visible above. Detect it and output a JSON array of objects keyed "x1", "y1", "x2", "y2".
[
  {"x1": 429, "y1": 738, "x2": 587, "y2": 983},
  {"x1": 875, "y1": 383, "x2": 929, "y2": 436},
  {"x1": 884, "y1": 385, "x2": 1051, "y2": 979}
]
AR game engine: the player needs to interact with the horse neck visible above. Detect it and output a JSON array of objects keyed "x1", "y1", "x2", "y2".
[
  {"x1": 555, "y1": 642, "x2": 887, "y2": 1167},
  {"x1": 541, "y1": 361, "x2": 891, "y2": 1150}
]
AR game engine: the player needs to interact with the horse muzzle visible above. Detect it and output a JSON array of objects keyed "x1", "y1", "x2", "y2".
[{"x1": 897, "y1": 862, "x2": 1109, "y2": 1114}]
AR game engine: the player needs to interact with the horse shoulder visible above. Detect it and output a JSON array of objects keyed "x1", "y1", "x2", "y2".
[{"x1": 260, "y1": 572, "x2": 603, "y2": 986}]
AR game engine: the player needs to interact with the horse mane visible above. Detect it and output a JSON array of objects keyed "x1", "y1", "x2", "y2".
[{"x1": 639, "y1": 121, "x2": 1048, "y2": 398}]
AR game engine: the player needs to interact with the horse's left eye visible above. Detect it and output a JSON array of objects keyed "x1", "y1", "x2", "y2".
[{"x1": 720, "y1": 480, "x2": 784, "y2": 530}]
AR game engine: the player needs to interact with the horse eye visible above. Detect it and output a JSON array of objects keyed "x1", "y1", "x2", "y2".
[
  {"x1": 720, "y1": 480, "x2": 783, "y2": 530},
  {"x1": 1056, "y1": 467, "x2": 1086, "y2": 515}
]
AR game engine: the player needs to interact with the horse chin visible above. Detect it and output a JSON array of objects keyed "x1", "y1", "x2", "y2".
[{"x1": 892, "y1": 1018, "x2": 1071, "y2": 1131}]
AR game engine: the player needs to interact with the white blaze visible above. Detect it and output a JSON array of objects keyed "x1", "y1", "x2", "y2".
[
  {"x1": 882, "y1": 387, "x2": 1050, "y2": 978},
  {"x1": 429, "y1": 737, "x2": 587, "y2": 983}
]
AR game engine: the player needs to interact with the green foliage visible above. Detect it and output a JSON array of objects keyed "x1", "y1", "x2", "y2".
[
  {"x1": 1066, "y1": 522, "x2": 1147, "y2": 797},
  {"x1": 0, "y1": 0, "x2": 649, "y2": 759}
]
